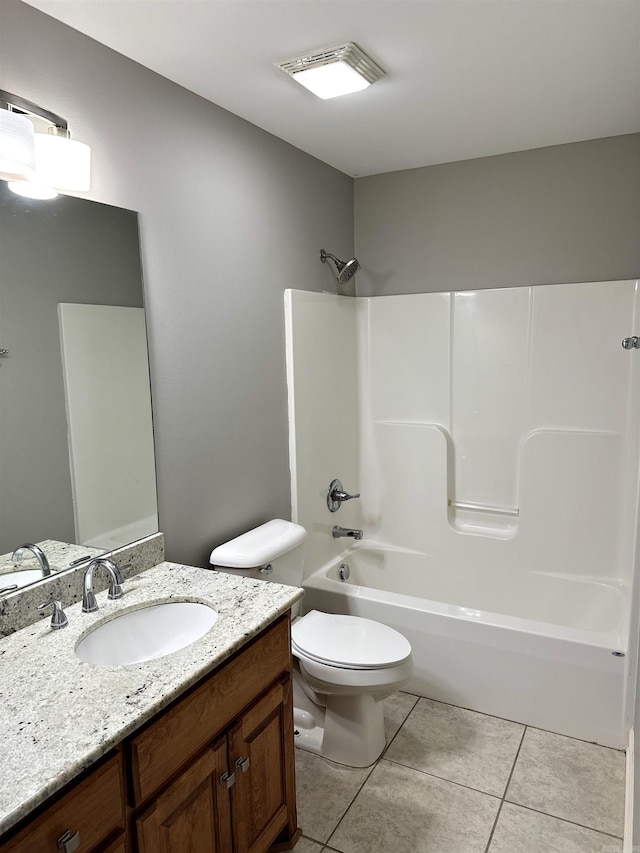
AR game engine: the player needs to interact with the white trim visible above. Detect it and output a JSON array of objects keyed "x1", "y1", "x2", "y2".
[
  {"x1": 625, "y1": 726, "x2": 634, "y2": 853},
  {"x1": 284, "y1": 290, "x2": 298, "y2": 523}
]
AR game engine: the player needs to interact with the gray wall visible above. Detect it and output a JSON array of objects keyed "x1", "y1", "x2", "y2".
[
  {"x1": 355, "y1": 134, "x2": 640, "y2": 296},
  {"x1": 1, "y1": 0, "x2": 354, "y2": 566},
  {"x1": 0, "y1": 182, "x2": 144, "y2": 551}
]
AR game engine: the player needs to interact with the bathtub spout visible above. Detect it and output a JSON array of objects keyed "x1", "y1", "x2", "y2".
[{"x1": 332, "y1": 526, "x2": 363, "y2": 540}]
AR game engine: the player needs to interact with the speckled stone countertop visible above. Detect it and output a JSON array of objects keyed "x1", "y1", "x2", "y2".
[
  {"x1": 0, "y1": 540, "x2": 104, "y2": 576},
  {"x1": 0, "y1": 561, "x2": 303, "y2": 837}
]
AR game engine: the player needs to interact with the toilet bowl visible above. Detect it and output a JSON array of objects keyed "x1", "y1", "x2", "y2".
[
  {"x1": 291, "y1": 610, "x2": 412, "y2": 766},
  {"x1": 210, "y1": 519, "x2": 413, "y2": 767}
]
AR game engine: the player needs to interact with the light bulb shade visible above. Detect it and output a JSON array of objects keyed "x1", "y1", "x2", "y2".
[
  {"x1": 8, "y1": 180, "x2": 58, "y2": 200},
  {"x1": 293, "y1": 62, "x2": 370, "y2": 99},
  {"x1": 34, "y1": 133, "x2": 91, "y2": 191},
  {"x1": 0, "y1": 111, "x2": 35, "y2": 181}
]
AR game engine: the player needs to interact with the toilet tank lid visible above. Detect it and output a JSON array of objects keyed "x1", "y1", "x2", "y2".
[{"x1": 210, "y1": 519, "x2": 307, "y2": 568}]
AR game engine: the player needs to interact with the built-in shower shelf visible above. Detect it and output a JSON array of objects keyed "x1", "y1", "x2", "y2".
[{"x1": 448, "y1": 500, "x2": 519, "y2": 539}]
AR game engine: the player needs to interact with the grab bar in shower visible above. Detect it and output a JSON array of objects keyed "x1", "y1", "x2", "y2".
[{"x1": 448, "y1": 500, "x2": 520, "y2": 517}]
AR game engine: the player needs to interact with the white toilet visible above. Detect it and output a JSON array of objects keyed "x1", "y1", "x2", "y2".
[{"x1": 210, "y1": 519, "x2": 412, "y2": 767}]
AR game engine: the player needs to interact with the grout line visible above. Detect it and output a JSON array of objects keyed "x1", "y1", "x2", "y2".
[
  {"x1": 413, "y1": 694, "x2": 623, "y2": 752},
  {"x1": 416, "y1": 695, "x2": 529, "y2": 729},
  {"x1": 381, "y1": 695, "x2": 420, "y2": 757},
  {"x1": 502, "y1": 724, "x2": 527, "y2": 800},
  {"x1": 301, "y1": 832, "x2": 344, "y2": 851},
  {"x1": 483, "y1": 724, "x2": 528, "y2": 852},
  {"x1": 323, "y1": 760, "x2": 378, "y2": 849},
  {"x1": 484, "y1": 800, "x2": 505, "y2": 853},
  {"x1": 381, "y1": 756, "x2": 501, "y2": 801},
  {"x1": 501, "y1": 801, "x2": 624, "y2": 841},
  {"x1": 517, "y1": 721, "x2": 624, "y2": 751}
]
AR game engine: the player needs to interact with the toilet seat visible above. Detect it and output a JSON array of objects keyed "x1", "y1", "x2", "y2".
[{"x1": 291, "y1": 610, "x2": 411, "y2": 670}]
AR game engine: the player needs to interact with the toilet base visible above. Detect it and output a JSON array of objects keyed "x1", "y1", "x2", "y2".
[{"x1": 292, "y1": 669, "x2": 386, "y2": 767}]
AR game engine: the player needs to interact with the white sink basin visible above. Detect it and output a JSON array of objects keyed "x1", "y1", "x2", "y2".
[
  {"x1": 75, "y1": 601, "x2": 218, "y2": 666},
  {"x1": 0, "y1": 569, "x2": 45, "y2": 592}
]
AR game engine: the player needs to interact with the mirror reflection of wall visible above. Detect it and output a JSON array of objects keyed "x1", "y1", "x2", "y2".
[{"x1": 0, "y1": 179, "x2": 158, "y2": 554}]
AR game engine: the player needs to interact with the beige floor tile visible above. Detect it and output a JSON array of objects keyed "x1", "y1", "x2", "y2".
[
  {"x1": 329, "y1": 759, "x2": 500, "y2": 853},
  {"x1": 489, "y1": 803, "x2": 623, "y2": 853},
  {"x1": 506, "y1": 728, "x2": 625, "y2": 837},
  {"x1": 383, "y1": 690, "x2": 419, "y2": 744},
  {"x1": 294, "y1": 838, "x2": 325, "y2": 853},
  {"x1": 385, "y1": 697, "x2": 524, "y2": 796},
  {"x1": 295, "y1": 749, "x2": 373, "y2": 843}
]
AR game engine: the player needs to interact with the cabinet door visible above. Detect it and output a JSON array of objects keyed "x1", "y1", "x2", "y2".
[
  {"x1": 135, "y1": 738, "x2": 233, "y2": 853},
  {"x1": 229, "y1": 677, "x2": 298, "y2": 853},
  {"x1": 98, "y1": 832, "x2": 128, "y2": 853}
]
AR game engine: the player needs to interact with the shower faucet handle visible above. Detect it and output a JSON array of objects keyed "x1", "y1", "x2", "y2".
[
  {"x1": 327, "y1": 479, "x2": 360, "y2": 512},
  {"x1": 622, "y1": 336, "x2": 640, "y2": 349}
]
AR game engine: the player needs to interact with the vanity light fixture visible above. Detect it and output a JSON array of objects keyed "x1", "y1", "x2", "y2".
[
  {"x1": 277, "y1": 43, "x2": 385, "y2": 100},
  {"x1": 0, "y1": 90, "x2": 91, "y2": 198}
]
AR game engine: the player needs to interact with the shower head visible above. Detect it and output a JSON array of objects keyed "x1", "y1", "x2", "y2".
[{"x1": 320, "y1": 249, "x2": 360, "y2": 285}]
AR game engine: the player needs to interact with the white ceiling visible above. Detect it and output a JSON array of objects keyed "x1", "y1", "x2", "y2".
[{"x1": 23, "y1": 0, "x2": 640, "y2": 177}]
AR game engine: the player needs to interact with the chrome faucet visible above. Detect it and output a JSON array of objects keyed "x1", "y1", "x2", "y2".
[
  {"x1": 82, "y1": 558, "x2": 124, "y2": 613},
  {"x1": 332, "y1": 526, "x2": 364, "y2": 540},
  {"x1": 327, "y1": 479, "x2": 361, "y2": 513},
  {"x1": 12, "y1": 543, "x2": 51, "y2": 577}
]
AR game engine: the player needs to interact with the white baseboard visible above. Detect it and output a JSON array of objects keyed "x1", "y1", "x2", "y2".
[{"x1": 625, "y1": 727, "x2": 634, "y2": 853}]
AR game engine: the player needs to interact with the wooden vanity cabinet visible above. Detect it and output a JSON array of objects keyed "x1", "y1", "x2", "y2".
[
  {"x1": 135, "y1": 737, "x2": 233, "y2": 853},
  {"x1": 0, "y1": 751, "x2": 126, "y2": 853},
  {"x1": 136, "y1": 676, "x2": 295, "y2": 853},
  {"x1": 0, "y1": 614, "x2": 299, "y2": 853}
]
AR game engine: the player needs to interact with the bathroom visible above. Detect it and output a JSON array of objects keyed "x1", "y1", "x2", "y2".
[{"x1": 1, "y1": 0, "x2": 639, "y2": 851}]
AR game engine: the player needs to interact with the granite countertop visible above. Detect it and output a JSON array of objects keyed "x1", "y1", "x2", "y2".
[
  {"x1": 0, "y1": 540, "x2": 105, "y2": 577},
  {"x1": 0, "y1": 561, "x2": 303, "y2": 836}
]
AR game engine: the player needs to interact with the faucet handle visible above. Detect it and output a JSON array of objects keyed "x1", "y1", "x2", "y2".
[
  {"x1": 327, "y1": 479, "x2": 361, "y2": 512},
  {"x1": 38, "y1": 599, "x2": 68, "y2": 630}
]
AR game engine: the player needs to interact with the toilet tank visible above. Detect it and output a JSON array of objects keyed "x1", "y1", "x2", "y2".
[{"x1": 209, "y1": 519, "x2": 307, "y2": 588}]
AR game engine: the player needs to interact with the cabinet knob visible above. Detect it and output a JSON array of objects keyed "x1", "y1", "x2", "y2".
[
  {"x1": 235, "y1": 755, "x2": 250, "y2": 773},
  {"x1": 57, "y1": 829, "x2": 80, "y2": 852},
  {"x1": 220, "y1": 770, "x2": 236, "y2": 789}
]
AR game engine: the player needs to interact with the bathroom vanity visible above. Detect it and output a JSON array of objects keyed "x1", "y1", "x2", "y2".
[{"x1": 0, "y1": 561, "x2": 303, "y2": 852}]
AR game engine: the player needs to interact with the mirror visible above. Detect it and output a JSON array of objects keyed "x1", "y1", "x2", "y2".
[{"x1": 0, "y1": 180, "x2": 158, "y2": 588}]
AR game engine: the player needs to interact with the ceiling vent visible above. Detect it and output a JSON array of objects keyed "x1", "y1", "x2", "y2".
[{"x1": 277, "y1": 43, "x2": 385, "y2": 99}]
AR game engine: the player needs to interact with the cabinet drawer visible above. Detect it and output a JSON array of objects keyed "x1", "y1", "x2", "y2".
[
  {"x1": 129, "y1": 616, "x2": 291, "y2": 805},
  {"x1": 0, "y1": 752, "x2": 124, "y2": 853}
]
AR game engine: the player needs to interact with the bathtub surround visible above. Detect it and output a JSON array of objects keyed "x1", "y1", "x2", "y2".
[{"x1": 285, "y1": 281, "x2": 640, "y2": 746}]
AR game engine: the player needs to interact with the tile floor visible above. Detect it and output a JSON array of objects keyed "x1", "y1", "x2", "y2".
[{"x1": 294, "y1": 693, "x2": 626, "y2": 853}]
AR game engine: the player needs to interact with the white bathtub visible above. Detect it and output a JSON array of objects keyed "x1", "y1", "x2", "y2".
[{"x1": 301, "y1": 547, "x2": 629, "y2": 747}]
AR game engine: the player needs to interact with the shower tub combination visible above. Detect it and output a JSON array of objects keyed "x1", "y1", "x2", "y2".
[
  {"x1": 286, "y1": 281, "x2": 640, "y2": 750},
  {"x1": 301, "y1": 545, "x2": 629, "y2": 748}
]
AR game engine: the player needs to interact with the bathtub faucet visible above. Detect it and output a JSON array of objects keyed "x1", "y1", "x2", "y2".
[{"x1": 332, "y1": 526, "x2": 363, "y2": 540}]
